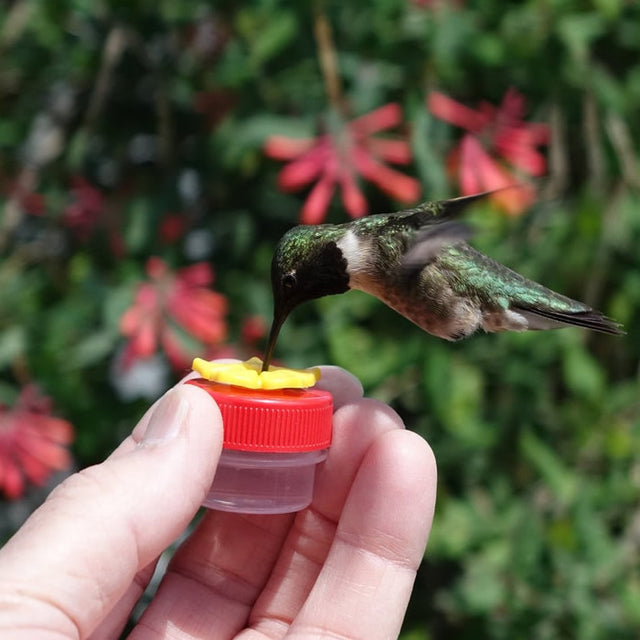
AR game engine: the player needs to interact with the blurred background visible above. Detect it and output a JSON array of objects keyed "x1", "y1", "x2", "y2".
[{"x1": 1, "y1": 0, "x2": 640, "y2": 637}]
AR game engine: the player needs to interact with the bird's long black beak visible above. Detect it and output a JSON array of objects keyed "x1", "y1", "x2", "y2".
[{"x1": 261, "y1": 309, "x2": 289, "y2": 372}]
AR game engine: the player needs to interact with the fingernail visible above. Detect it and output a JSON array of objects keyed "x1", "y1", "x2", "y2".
[{"x1": 140, "y1": 389, "x2": 189, "y2": 447}]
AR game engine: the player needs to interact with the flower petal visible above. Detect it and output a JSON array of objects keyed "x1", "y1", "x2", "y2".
[
  {"x1": 17, "y1": 384, "x2": 53, "y2": 414},
  {"x1": 15, "y1": 447, "x2": 52, "y2": 485},
  {"x1": 300, "y1": 174, "x2": 336, "y2": 225},
  {"x1": 428, "y1": 92, "x2": 488, "y2": 133},
  {"x1": 16, "y1": 425, "x2": 71, "y2": 472},
  {"x1": 128, "y1": 319, "x2": 158, "y2": 358},
  {"x1": 498, "y1": 88, "x2": 526, "y2": 124},
  {"x1": 23, "y1": 416, "x2": 74, "y2": 445},
  {"x1": 527, "y1": 123, "x2": 550, "y2": 145},
  {"x1": 457, "y1": 136, "x2": 482, "y2": 196},
  {"x1": 264, "y1": 135, "x2": 317, "y2": 160},
  {"x1": 168, "y1": 289, "x2": 227, "y2": 326},
  {"x1": 176, "y1": 262, "x2": 214, "y2": 287},
  {"x1": 353, "y1": 148, "x2": 421, "y2": 203},
  {"x1": 0, "y1": 454, "x2": 25, "y2": 499},
  {"x1": 476, "y1": 146, "x2": 516, "y2": 191},
  {"x1": 146, "y1": 256, "x2": 168, "y2": 280},
  {"x1": 160, "y1": 328, "x2": 194, "y2": 370},
  {"x1": 366, "y1": 138, "x2": 412, "y2": 165},
  {"x1": 241, "y1": 316, "x2": 267, "y2": 345},
  {"x1": 473, "y1": 147, "x2": 534, "y2": 215},
  {"x1": 339, "y1": 171, "x2": 368, "y2": 219},
  {"x1": 495, "y1": 128, "x2": 547, "y2": 176},
  {"x1": 277, "y1": 145, "x2": 329, "y2": 191},
  {"x1": 119, "y1": 306, "x2": 146, "y2": 335},
  {"x1": 350, "y1": 103, "x2": 402, "y2": 135},
  {"x1": 491, "y1": 186, "x2": 535, "y2": 216},
  {"x1": 171, "y1": 305, "x2": 227, "y2": 343}
]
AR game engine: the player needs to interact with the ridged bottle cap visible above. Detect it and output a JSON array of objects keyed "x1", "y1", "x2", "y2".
[{"x1": 187, "y1": 379, "x2": 333, "y2": 453}]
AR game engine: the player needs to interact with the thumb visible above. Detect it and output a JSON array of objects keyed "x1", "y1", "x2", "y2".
[{"x1": 0, "y1": 383, "x2": 222, "y2": 639}]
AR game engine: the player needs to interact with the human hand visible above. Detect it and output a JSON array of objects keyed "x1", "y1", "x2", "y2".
[{"x1": 0, "y1": 365, "x2": 437, "y2": 639}]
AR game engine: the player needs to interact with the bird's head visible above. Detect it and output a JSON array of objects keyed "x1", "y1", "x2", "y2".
[{"x1": 262, "y1": 225, "x2": 350, "y2": 369}]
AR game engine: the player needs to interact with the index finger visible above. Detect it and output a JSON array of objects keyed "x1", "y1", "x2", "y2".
[{"x1": 314, "y1": 365, "x2": 364, "y2": 410}]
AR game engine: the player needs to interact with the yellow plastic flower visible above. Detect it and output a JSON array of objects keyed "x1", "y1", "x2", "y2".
[{"x1": 192, "y1": 357, "x2": 320, "y2": 390}]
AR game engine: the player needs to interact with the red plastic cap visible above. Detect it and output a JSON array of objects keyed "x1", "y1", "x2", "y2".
[{"x1": 187, "y1": 379, "x2": 333, "y2": 453}]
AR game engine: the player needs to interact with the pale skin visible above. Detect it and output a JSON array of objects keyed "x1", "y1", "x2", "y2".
[{"x1": 0, "y1": 364, "x2": 437, "y2": 640}]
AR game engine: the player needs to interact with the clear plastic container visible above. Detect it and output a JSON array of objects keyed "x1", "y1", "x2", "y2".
[
  {"x1": 187, "y1": 379, "x2": 333, "y2": 514},
  {"x1": 203, "y1": 449, "x2": 328, "y2": 514}
]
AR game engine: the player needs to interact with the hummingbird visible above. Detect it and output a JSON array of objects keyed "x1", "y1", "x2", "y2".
[{"x1": 261, "y1": 192, "x2": 622, "y2": 370}]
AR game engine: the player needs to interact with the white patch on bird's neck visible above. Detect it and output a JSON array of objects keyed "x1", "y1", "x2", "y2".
[{"x1": 336, "y1": 230, "x2": 372, "y2": 288}]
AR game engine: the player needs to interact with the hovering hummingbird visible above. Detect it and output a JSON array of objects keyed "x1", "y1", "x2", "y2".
[{"x1": 261, "y1": 192, "x2": 622, "y2": 370}]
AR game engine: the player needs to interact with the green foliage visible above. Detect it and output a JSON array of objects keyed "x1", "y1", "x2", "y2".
[{"x1": 0, "y1": 0, "x2": 639, "y2": 637}]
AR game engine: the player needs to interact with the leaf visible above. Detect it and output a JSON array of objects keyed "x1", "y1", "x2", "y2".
[
  {"x1": 236, "y1": 8, "x2": 297, "y2": 67},
  {"x1": 124, "y1": 198, "x2": 153, "y2": 253},
  {"x1": 561, "y1": 341, "x2": 605, "y2": 400},
  {"x1": 428, "y1": 498, "x2": 476, "y2": 558},
  {"x1": 326, "y1": 323, "x2": 400, "y2": 387},
  {"x1": 0, "y1": 326, "x2": 26, "y2": 367},
  {"x1": 520, "y1": 430, "x2": 577, "y2": 504},
  {"x1": 103, "y1": 283, "x2": 136, "y2": 330},
  {"x1": 423, "y1": 350, "x2": 490, "y2": 447},
  {"x1": 457, "y1": 542, "x2": 510, "y2": 613},
  {"x1": 69, "y1": 330, "x2": 118, "y2": 369},
  {"x1": 557, "y1": 13, "x2": 606, "y2": 63},
  {"x1": 592, "y1": 0, "x2": 624, "y2": 20},
  {"x1": 399, "y1": 628, "x2": 430, "y2": 640}
]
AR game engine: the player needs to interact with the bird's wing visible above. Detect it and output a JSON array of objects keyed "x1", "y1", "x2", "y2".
[
  {"x1": 400, "y1": 190, "x2": 498, "y2": 223},
  {"x1": 435, "y1": 244, "x2": 624, "y2": 336},
  {"x1": 399, "y1": 186, "x2": 531, "y2": 225},
  {"x1": 401, "y1": 221, "x2": 472, "y2": 273}
]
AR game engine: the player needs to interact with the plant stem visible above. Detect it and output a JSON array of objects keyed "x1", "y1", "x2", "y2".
[{"x1": 313, "y1": 2, "x2": 348, "y2": 118}]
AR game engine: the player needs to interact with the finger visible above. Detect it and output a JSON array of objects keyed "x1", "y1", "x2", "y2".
[
  {"x1": 0, "y1": 384, "x2": 222, "y2": 640},
  {"x1": 129, "y1": 396, "x2": 397, "y2": 639},
  {"x1": 115, "y1": 366, "x2": 213, "y2": 457},
  {"x1": 289, "y1": 429, "x2": 437, "y2": 639},
  {"x1": 314, "y1": 365, "x2": 364, "y2": 410},
  {"x1": 129, "y1": 511, "x2": 296, "y2": 639},
  {"x1": 244, "y1": 398, "x2": 406, "y2": 636},
  {"x1": 312, "y1": 399, "x2": 404, "y2": 520},
  {"x1": 89, "y1": 562, "x2": 156, "y2": 640}
]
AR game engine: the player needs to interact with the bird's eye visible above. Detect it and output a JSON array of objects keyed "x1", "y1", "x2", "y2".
[{"x1": 282, "y1": 273, "x2": 297, "y2": 289}]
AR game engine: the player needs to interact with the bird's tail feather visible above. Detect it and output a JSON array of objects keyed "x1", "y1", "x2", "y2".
[{"x1": 519, "y1": 307, "x2": 624, "y2": 335}]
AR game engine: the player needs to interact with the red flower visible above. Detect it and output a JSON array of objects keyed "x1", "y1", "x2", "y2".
[
  {"x1": 1, "y1": 176, "x2": 45, "y2": 217},
  {"x1": 264, "y1": 104, "x2": 421, "y2": 224},
  {"x1": 16, "y1": 190, "x2": 46, "y2": 216},
  {"x1": 240, "y1": 315, "x2": 267, "y2": 346},
  {"x1": 428, "y1": 89, "x2": 549, "y2": 215},
  {"x1": 120, "y1": 257, "x2": 228, "y2": 369},
  {"x1": 159, "y1": 213, "x2": 186, "y2": 244},
  {"x1": 0, "y1": 385, "x2": 74, "y2": 500},
  {"x1": 63, "y1": 176, "x2": 105, "y2": 239}
]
